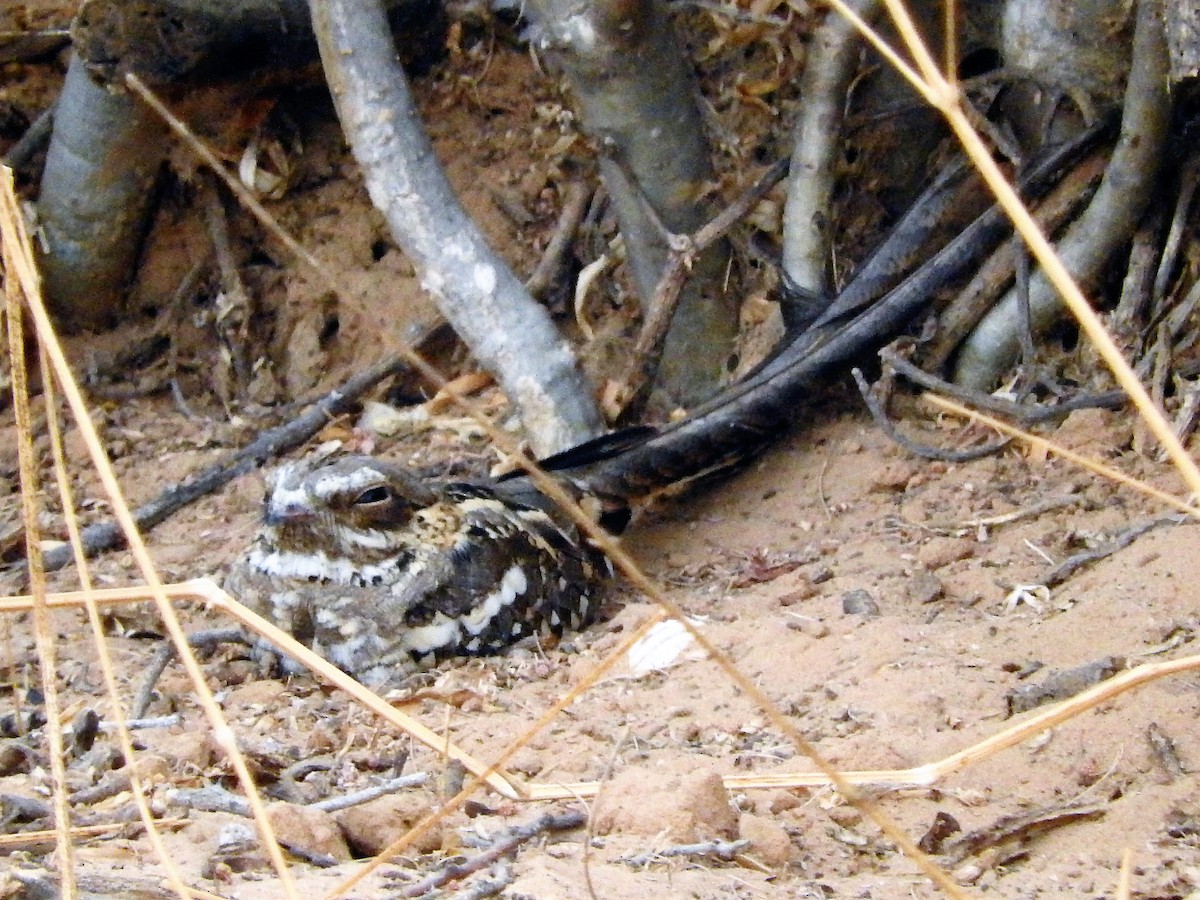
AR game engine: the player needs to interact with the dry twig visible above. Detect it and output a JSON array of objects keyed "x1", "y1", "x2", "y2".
[
  {"x1": 621, "y1": 838, "x2": 750, "y2": 867},
  {"x1": 1044, "y1": 514, "x2": 1184, "y2": 587},
  {"x1": 398, "y1": 808, "x2": 585, "y2": 897},
  {"x1": 853, "y1": 367, "x2": 1009, "y2": 462},
  {"x1": 943, "y1": 802, "x2": 1107, "y2": 865}
]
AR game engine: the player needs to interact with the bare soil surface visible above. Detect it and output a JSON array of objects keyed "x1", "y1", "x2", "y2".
[{"x1": 2, "y1": 8, "x2": 1199, "y2": 899}]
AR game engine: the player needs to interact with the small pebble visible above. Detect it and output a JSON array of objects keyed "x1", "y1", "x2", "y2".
[
  {"x1": 907, "y1": 571, "x2": 945, "y2": 604},
  {"x1": 841, "y1": 589, "x2": 880, "y2": 618}
]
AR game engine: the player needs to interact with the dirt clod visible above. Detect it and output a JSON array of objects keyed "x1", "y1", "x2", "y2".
[
  {"x1": 336, "y1": 793, "x2": 449, "y2": 856},
  {"x1": 594, "y1": 765, "x2": 737, "y2": 842},
  {"x1": 907, "y1": 571, "x2": 945, "y2": 604},
  {"x1": 263, "y1": 802, "x2": 351, "y2": 864},
  {"x1": 739, "y1": 812, "x2": 794, "y2": 866},
  {"x1": 917, "y1": 536, "x2": 976, "y2": 568},
  {"x1": 841, "y1": 589, "x2": 881, "y2": 617}
]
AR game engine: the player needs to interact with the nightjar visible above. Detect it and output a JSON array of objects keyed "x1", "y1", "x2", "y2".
[{"x1": 225, "y1": 455, "x2": 610, "y2": 684}]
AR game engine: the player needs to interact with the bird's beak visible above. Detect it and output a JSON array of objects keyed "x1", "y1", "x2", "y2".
[{"x1": 265, "y1": 497, "x2": 315, "y2": 526}]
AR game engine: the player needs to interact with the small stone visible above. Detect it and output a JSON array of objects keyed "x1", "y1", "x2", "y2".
[
  {"x1": 868, "y1": 460, "x2": 919, "y2": 493},
  {"x1": 216, "y1": 822, "x2": 257, "y2": 854},
  {"x1": 826, "y1": 805, "x2": 862, "y2": 827},
  {"x1": 907, "y1": 571, "x2": 945, "y2": 604},
  {"x1": 917, "y1": 537, "x2": 974, "y2": 570},
  {"x1": 0, "y1": 741, "x2": 29, "y2": 775},
  {"x1": 267, "y1": 802, "x2": 351, "y2": 863},
  {"x1": 506, "y1": 748, "x2": 544, "y2": 777},
  {"x1": 810, "y1": 566, "x2": 834, "y2": 584},
  {"x1": 766, "y1": 790, "x2": 803, "y2": 814},
  {"x1": 954, "y1": 861, "x2": 985, "y2": 884},
  {"x1": 739, "y1": 813, "x2": 794, "y2": 867},
  {"x1": 841, "y1": 589, "x2": 880, "y2": 618},
  {"x1": 594, "y1": 765, "x2": 737, "y2": 842},
  {"x1": 207, "y1": 822, "x2": 267, "y2": 877}
]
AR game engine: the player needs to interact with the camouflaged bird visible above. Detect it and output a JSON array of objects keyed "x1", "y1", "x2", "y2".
[
  {"x1": 221, "y1": 132, "x2": 1110, "y2": 684},
  {"x1": 225, "y1": 455, "x2": 609, "y2": 684}
]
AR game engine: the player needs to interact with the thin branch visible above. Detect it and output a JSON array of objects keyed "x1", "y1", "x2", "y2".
[
  {"x1": 201, "y1": 176, "x2": 253, "y2": 398},
  {"x1": 880, "y1": 346, "x2": 1126, "y2": 424},
  {"x1": 452, "y1": 861, "x2": 514, "y2": 899},
  {"x1": 622, "y1": 158, "x2": 790, "y2": 407},
  {"x1": 131, "y1": 628, "x2": 245, "y2": 719},
  {"x1": 853, "y1": 367, "x2": 1009, "y2": 462},
  {"x1": 1, "y1": 100, "x2": 55, "y2": 177},
  {"x1": 1150, "y1": 159, "x2": 1200, "y2": 311},
  {"x1": 620, "y1": 838, "x2": 751, "y2": 866},
  {"x1": 927, "y1": 149, "x2": 1107, "y2": 370},
  {"x1": 168, "y1": 785, "x2": 251, "y2": 817},
  {"x1": 782, "y1": 0, "x2": 881, "y2": 294},
  {"x1": 525, "y1": 180, "x2": 592, "y2": 301},
  {"x1": 1045, "y1": 514, "x2": 1183, "y2": 587},
  {"x1": 309, "y1": 774, "x2": 430, "y2": 813}
]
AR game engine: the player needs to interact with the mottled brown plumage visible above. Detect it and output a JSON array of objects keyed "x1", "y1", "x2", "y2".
[{"x1": 225, "y1": 456, "x2": 607, "y2": 684}]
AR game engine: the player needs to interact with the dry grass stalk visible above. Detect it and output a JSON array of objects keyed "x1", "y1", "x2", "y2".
[{"x1": 1, "y1": 167, "x2": 299, "y2": 898}]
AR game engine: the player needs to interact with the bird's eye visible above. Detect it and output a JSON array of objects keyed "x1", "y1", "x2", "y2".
[{"x1": 354, "y1": 486, "x2": 391, "y2": 506}]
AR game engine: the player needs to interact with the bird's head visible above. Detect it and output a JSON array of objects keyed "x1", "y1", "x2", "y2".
[{"x1": 261, "y1": 455, "x2": 439, "y2": 559}]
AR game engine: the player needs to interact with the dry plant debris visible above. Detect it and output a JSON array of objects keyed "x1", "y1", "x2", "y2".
[{"x1": 3, "y1": 1, "x2": 1200, "y2": 897}]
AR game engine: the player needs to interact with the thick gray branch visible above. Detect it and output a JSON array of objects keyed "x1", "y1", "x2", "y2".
[
  {"x1": 954, "y1": 0, "x2": 1169, "y2": 390},
  {"x1": 782, "y1": 0, "x2": 880, "y2": 295},
  {"x1": 37, "y1": 55, "x2": 167, "y2": 331},
  {"x1": 311, "y1": 0, "x2": 603, "y2": 455},
  {"x1": 529, "y1": 0, "x2": 735, "y2": 406}
]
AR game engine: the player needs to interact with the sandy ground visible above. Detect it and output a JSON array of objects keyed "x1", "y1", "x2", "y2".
[{"x1": 2, "y1": 6, "x2": 1199, "y2": 898}]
